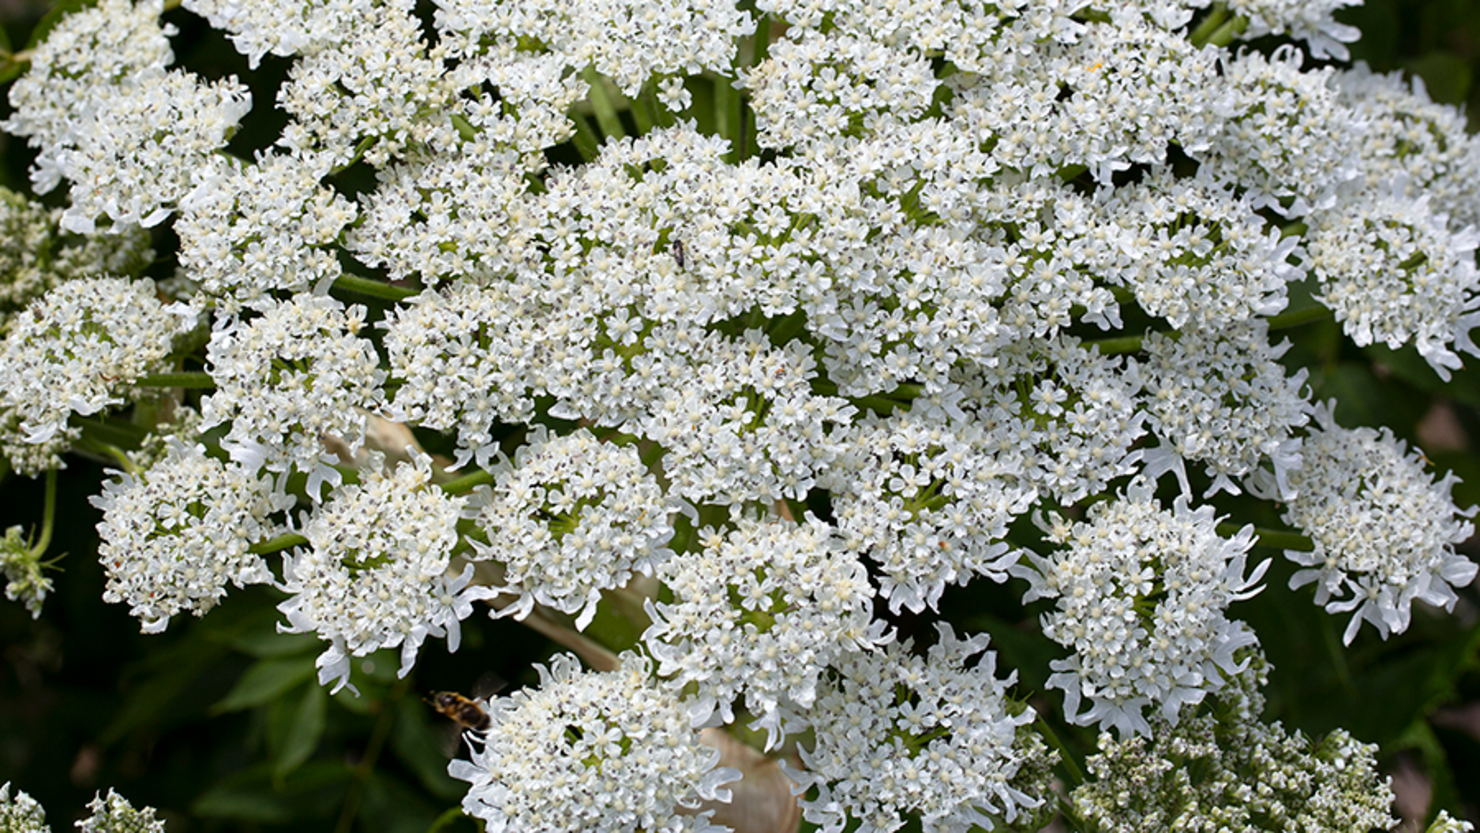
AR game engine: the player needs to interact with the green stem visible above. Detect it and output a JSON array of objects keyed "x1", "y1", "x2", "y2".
[
  {"x1": 334, "y1": 678, "x2": 408, "y2": 833},
  {"x1": 1206, "y1": 14, "x2": 1249, "y2": 47},
  {"x1": 440, "y1": 467, "x2": 496, "y2": 496},
  {"x1": 330, "y1": 273, "x2": 417, "y2": 303},
  {"x1": 582, "y1": 68, "x2": 628, "y2": 141},
  {"x1": 752, "y1": 15, "x2": 772, "y2": 66},
  {"x1": 1035, "y1": 714, "x2": 1087, "y2": 788},
  {"x1": 1188, "y1": 5, "x2": 1229, "y2": 47},
  {"x1": 249, "y1": 532, "x2": 310, "y2": 556},
  {"x1": 630, "y1": 83, "x2": 657, "y2": 133},
  {"x1": 32, "y1": 468, "x2": 57, "y2": 555},
  {"x1": 1266, "y1": 305, "x2": 1332, "y2": 332},
  {"x1": 135, "y1": 371, "x2": 215, "y2": 389},
  {"x1": 569, "y1": 111, "x2": 602, "y2": 162},
  {"x1": 1219, "y1": 523, "x2": 1313, "y2": 552},
  {"x1": 1086, "y1": 333, "x2": 1147, "y2": 356}
]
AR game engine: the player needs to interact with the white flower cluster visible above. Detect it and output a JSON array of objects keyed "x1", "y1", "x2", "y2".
[
  {"x1": 1306, "y1": 177, "x2": 1480, "y2": 379},
  {"x1": 1337, "y1": 63, "x2": 1480, "y2": 231},
  {"x1": 785, "y1": 625, "x2": 1047, "y2": 833},
  {"x1": 830, "y1": 410, "x2": 1034, "y2": 613},
  {"x1": 1216, "y1": 0, "x2": 1362, "y2": 60},
  {"x1": 2, "y1": 0, "x2": 175, "y2": 196},
  {"x1": 1016, "y1": 480, "x2": 1268, "y2": 736},
  {"x1": 644, "y1": 516, "x2": 887, "y2": 740},
  {"x1": 277, "y1": 453, "x2": 495, "y2": 692},
  {"x1": 1097, "y1": 168, "x2": 1302, "y2": 329},
  {"x1": 0, "y1": 186, "x2": 152, "y2": 323},
  {"x1": 0, "y1": 277, "x2": 195, "y2": 473},
  {"x1": 1138, "y1": 321, "x2": 1309, "y2": 498},
  {"x1": 450, "y1": 653, "x2": 741, "y2": 833},
  {"x1": 176, "y1": 151, "x2": 355, "y2": 312},
  {"x1": 1202, "y1": 46, "x2": 1361, "y2": 215},
  {"x1": 91, "y1": 441, "x2": 290, "y2": 632},
  {"x1": 201, "y1": 294, "x2": 384, "y2": 483},
  {"x1": 435, "y1": 0, "x2": 753, "y2": 108},
  {"x1": 960, "y1": 338, "x2": 1145, "y2": 504},
  {"x1": 1252, "y1": 404, "x2": 1480, "y2": 645},
  {"x1": 470, "y1": 427, "x2": 679, "y2": 629}
]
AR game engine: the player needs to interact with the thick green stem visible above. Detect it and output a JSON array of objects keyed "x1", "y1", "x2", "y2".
[
  {"x1": 249, "y1": 532, "x2": 310, "y2": 556},
  {"x1": 1086, "y1": 333, "x2": 1147, "y2": 356},
  {"x1": 330, "y1": 273, "x2": 417, "y2": 303},
  {"x1": 1188, "y1": 5, "x2": 1229, "y2": 47},
  {"x1": 136, "y1": 371, "x2": 216, "y2": 389},
  {"x1": 582, "y1": 68, "x2": 628, "y2": 141},
  {"x1": 1035, "y1": 714, "x2": 1087, "y2": 788},
  {"x1": 1206, "y1": 14, "x2": 1249, "y2": 47},
  {"x1": 752, "y1": 16, "x2": 772, "y2": 66},
  {"x1": 440, "y1": 468, "x2": 496, "y2": 496},
  {"x1": 569, "y1": 111, "x2": 602, "y2": 162}
]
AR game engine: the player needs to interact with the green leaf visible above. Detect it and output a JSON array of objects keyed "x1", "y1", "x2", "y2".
[
  {"x1": 1404, "y1": 52, "x2": 1473, "y2": 104},
  {"x1": 1317, "y1": 361, "x2": 1427, "y2": 438},
  {"x1": 221, "y1": 620, "x2": 322, "y2": 658},
  {"x1": 1362, "y1": 342, "x2": 1480, "y2": 411},
  {"x1": 212, "y1": 655, "x2": 318, "y2": 713},
  {"x1": 271, "y1": 683, "x2": 327, "y2": 779},
  {"x1": 390, "y1": 697, "x2": 466, "y2": 800},
  {"x1": 358, "y1": 772, "x2": 443, "y2": 833},
  {"x1": 24, "y1": 0, "x2": 100, "y2": 51},
  {"x1": 193, "y1": 761, "x2": 351, "y2": 823}
]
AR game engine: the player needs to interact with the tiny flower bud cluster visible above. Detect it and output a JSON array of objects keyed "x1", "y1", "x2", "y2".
[
  {"x1": 1071, "y1": 659, "x2": 1396, "y2": 832},
  {"x1": 0, "y1": 782, "x2": 47, "y2": 833}
]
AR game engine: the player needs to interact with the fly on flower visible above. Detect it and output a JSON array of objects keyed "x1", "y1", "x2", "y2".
[{"x1": 427, "y1": 671, "x2": 506, "y2": 738}]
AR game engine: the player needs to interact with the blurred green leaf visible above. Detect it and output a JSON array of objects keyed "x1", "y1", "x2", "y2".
[
  {"x1": 390, "y1": 697, "x2": 466, "y2": 800},
  {"x1": 959, "y1": 610, "x2": 1060, "y2": 695},
  {"x1": 193, "y1": 760, "x2": 351, "y2": 823},
  {"x1": 1317, "y1": 361, "x2": 1428, "y2": 438},
  {"x1": 1362, "y1": 342, "x2": 1480, "y2": 411},
  {"x1": 212, "y1": 655, "x2": 317, "y2": 714},
  {"x1": 220, "y1": 621, "x2": 321, "y2": 658},
  {"x1": 270, "y1": 682, "x2": 328, "y2": 779},
  {"x1": 1405, "y1": 52, "x2": 1473, "y2": 104},
  {"x1": 1392, "y1": 720, "x2": 1465, "y2": 823},
  {"x1": 359, "y1": 771, "x2": 443, "y2": 833}
]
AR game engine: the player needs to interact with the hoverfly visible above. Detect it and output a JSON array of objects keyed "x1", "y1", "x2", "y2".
[
  {"x1": 425, "y1": 671, "x2": 506, "y2": 741},
  {"x1": 426, "y1": 690, "x2": 491, "y2": 732}
]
